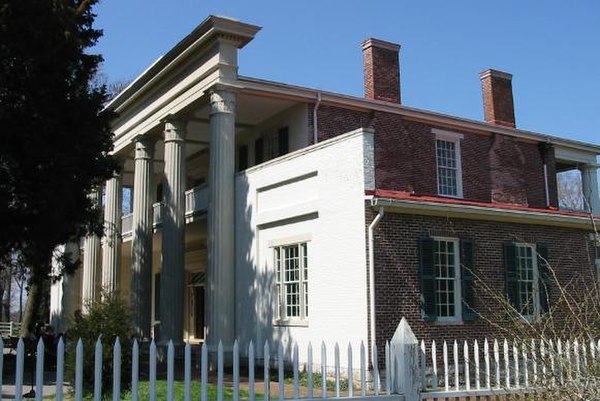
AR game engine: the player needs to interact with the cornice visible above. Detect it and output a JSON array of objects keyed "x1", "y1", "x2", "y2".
[
  {"x1": 371, "y1": 197, "x2": 597, "y2": 230},
  {"x1": 104, "y1": 16, "x2": 260, "y2": 113}
]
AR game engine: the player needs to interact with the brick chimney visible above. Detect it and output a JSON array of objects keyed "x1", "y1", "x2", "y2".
[
  {"x1": 480, "y1": 69, "x2": 516, "y2": 128},
  {"x1": 362, "y1": 38, "x2": 401, "y2": 104}
]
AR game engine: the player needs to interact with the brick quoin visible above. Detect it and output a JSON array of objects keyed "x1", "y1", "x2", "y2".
[{"x1": 365, "y1": 206, "x2": 596, "y2": 364}]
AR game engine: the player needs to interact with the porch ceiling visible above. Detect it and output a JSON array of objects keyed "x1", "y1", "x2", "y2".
[{"x1": 119, "y1": 93, "x2": 296, "y2": 186}]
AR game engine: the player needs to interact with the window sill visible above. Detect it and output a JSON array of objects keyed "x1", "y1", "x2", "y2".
[
  {"x1": 436, "y1": 193, "x2": 464, "y2": 200},
  {"x1": 273, "y1": 319, "x2": 309, "y2": 327},
  {"x1": 433, "y1": 319, "x2": 464, "y2": 325}
]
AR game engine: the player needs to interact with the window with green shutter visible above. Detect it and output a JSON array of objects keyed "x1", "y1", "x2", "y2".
[
  {"x1": 419, "y1": 237, "x2": 474, "y2": 322},
  {"x1": 504, "y1": 242, "x2": 548, "y2": 318}
]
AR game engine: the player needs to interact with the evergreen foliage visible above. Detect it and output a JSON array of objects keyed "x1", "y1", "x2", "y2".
[{"x1": 0, "y1": 0, "x2": 117, "y2": 331}]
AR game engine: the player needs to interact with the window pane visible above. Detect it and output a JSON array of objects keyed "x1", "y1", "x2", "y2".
[
  {"x1": 275, "y1": 242, "x2": 309, "y2": 320},
  {"x1": 516, "y1": 245, "x2": 536, "y2": 316},
  {"x1": 436, "y1": 140, "x2": 458, "y2": 197},
  {"x1": 434, "y1": 239, "x2": 457, "y2": 318}
]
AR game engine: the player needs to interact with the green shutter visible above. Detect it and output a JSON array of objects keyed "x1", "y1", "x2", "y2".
[
  {"x1": 238, "y1": 145, "x2": 248, "y2": 171},
  {"x1": 460, "y1": 239, "x2": 476, "y2": 321},
  {"x1": 278, "y1": 127, "x2": 289, "y2": 156},
  {"x1": 419, "y1": 237, "x2": 436, "y2": 321},
  {"x1": 255, "y1": 138, "x2": 264, "y2": 164},
  {"x1": 504, "y1": 242, "x2": 520, "y2": 311},
  {"x1": 537, "y1": 243, "x2": 550, "y2": 314}
]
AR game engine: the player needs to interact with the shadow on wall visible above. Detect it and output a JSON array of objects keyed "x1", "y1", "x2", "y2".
[{"x1": 236, "y1": 171, "x2": 295, "y2": 365}]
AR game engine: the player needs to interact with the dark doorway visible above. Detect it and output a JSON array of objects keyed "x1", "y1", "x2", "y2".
[{"x1": 194, "y1": 286, "x2": 205, "y2": 339}]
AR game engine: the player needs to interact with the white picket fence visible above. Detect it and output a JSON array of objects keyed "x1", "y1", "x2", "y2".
[
  {"x1": 1, "y1": 336, "x2": 405, "y2": 401},
  {"x1": 3, "y1": 331, "x2": 597, "y2": 401},
  {"x1": 419, "y1": 337, "x2": 600, "y2": 400}
]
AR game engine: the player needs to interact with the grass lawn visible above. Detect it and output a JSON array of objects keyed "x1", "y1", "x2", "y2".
[{"x1": 44, "y1": 380, "x2": 256, "y2": 401}]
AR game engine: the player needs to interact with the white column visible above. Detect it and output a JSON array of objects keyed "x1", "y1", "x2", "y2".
[
  {"x1": 101, "y1": 172, "x2": 122, "y2": 294},
  {"x1": 61, "y1": 242, "x2": 83, "y2": 324},
  {"x1": 131, "y1": 136, "x2": 155, "y2": 338},
  {"x1": 49, "y1": 242, "x2": 83, "y2": 332},
  {"x1": 206, "y1": 90, "x2": 236, "y2": 348},
  {"x1": 159, "y1": 118, "x2": 187, "y2": 344},
  {"x1": 581, "y1": 164, "x2": 600, "y2": 215},
  {"x1": 82, "y1": 190, "x2": 101, "y2": 312}
]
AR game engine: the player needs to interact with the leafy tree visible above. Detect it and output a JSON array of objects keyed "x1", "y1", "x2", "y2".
[
  {"x1": 557, "y1": 170, "x2": 584, "y2": 211},
  {"x1": 0, "y1": 0, "x2": 117, "y2": 333}
]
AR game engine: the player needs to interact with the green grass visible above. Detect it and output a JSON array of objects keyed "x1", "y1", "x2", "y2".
[
  {"x1": 44, "y1": 380, "x2": 256, "y2": 401},
  {"x1": 285, "y1": 370, "x2": 350, "y2": 391}
]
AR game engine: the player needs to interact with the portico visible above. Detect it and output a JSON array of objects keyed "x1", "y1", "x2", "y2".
[{"x1": 70, "y1": 16, "x2": 261, "y2": 345}]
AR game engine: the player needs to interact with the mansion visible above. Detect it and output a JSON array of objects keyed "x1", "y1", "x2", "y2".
[{"x1": 50, "y1": 16, "x2": 600, "y2": 366}]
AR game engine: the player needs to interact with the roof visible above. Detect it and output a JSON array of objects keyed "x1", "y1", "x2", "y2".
[
  {"x1": 369, "y1": 189, "x2": 598, "y2": 229},
  {"x1": 238, "y1": 76, "x2": 600, "y2": 156}
]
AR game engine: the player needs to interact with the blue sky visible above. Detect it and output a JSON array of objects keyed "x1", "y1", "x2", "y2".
[{"x1": 94, "y1": 1, "x2": 599, "y2": 146}]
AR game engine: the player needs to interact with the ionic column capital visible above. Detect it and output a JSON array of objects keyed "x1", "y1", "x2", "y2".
[
  {"x1": 132, "y1": 135, "x2": 157, "y2": 160},
  {"x1": 210, "y1": 90, "x2": 236, "y2": 115},
  {"x1": 163, "y1": 118, "x2": 187, "y2": 143},
  {"x1": 580, "y1": 163, "x2": 599, "y2": 172}
]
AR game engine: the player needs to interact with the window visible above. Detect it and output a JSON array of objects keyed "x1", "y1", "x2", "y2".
[
  {"x1": 504, "y1": 242, "x2": 549, "y2": 318},
  {"x1": 255, "y1": 138, "x2": 264, "y2": 164},
  {"x1": 238, "y1": 144, "x2": 248, "y2": 171},
  {"x1": 255, "y1": 126, "x2": 290, "y2": 165},
  {"x1": 275, "y1": 242, "x2": 308, "y2": 322},
  {"x1": 419, "y1": 237, "x2": 474, "y2": 322},
  {"x1": 433, "y1": 129, "x2": 463, "y2": 198}
]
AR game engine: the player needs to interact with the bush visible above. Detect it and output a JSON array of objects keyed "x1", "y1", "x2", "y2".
[{"x1": 66, "y1": 292, "x2": 135, "y2": 396}]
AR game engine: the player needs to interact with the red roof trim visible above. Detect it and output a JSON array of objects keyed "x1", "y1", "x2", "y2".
[{"x1": 367, "y1": 189, "x2": 593, "y2": 218}]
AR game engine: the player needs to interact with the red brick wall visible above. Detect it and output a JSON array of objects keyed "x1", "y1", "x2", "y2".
[
  {"x1": 365, "y1": 207, "x2": 596, "y2": 361},
  {"x1": 310, "y1": 105, "x2": 558, "y2": 207},
  {"x1": 308, "y1": 104, "x2": 372, "y2": 146}
]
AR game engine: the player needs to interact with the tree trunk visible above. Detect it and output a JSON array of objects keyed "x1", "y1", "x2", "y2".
[
  {"x1": 0, "y1": 285, "x2": 5, "y2": 321},
  {"x1": 19, "y1": 282, "x2": 23, "y2": 321},
  {"x1": 20, "y1": 282, "x2": 40, "y2": 337},
  {"x1": 4, "y1": 262, "x2": 12, "y2": 320}
]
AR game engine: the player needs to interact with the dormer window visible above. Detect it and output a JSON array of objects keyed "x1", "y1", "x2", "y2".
[{"x1": 433, "y1": 129, "x2": 464, "y2": 198}]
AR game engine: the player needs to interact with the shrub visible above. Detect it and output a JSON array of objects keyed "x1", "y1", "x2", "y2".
[{"x1": 66, "y1": 292, "x2": 135, "y2": 396}]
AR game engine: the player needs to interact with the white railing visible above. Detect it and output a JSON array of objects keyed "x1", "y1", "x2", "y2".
[
  {"x1": 2, "y1": 336, "x2": 395, "y2": 401},
  {"x1": 152, "y1": 201, "x2": 161, "y2": 227},
  {"x1": 419, "y1": 337, "x2": 600, "y2": 399},
  {"x1": 0, "y1": 321, "x2": 21, "y2": 338},
  {"x1": 121, "y1": 214, "x2": 133, "y2": 236},
  {"x1": 185, "y1": 183, "x2": 208, "y2": 216},
  {"x1": 121, "y1": 185, "x2": 208, "y2": 237}
]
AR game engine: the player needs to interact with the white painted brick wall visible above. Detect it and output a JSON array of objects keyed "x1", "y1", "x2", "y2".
[{"x1": 235, "y1": 128, "x2": 375, "y2": 366}]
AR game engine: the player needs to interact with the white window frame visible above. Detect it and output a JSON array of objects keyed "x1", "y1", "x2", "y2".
[
  {"x1": 514, "y1": 243, "x2": 540, "y2": 319},
  {"x1": 433, "y1": 129, "x2": 464, "y2": 199},
  {"x1": 432, "y1": 237, "x2": 462, "y2": 323},
  {"x1": 273, "y1": 241, "x2": 309, "y2": 326}
]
